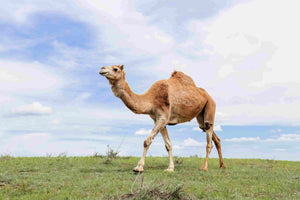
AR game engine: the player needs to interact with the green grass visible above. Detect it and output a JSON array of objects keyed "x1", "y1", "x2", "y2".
[{"x1": 0, "y1": 155, "x2": 299, "y2": 199}]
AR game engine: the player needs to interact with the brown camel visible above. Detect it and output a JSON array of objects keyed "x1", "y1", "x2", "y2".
[{"x1": 99, "y1": 65, "x2": 226, "y2": 172}]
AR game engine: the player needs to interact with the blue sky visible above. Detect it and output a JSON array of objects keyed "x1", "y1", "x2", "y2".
[{"x1": 0, "y1": 0, "x2": 300, "y2": 161}]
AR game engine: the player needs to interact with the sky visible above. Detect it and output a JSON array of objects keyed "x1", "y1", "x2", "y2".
[{"x1": 0, "y1": 0, "x2": 299, "y2": 161}]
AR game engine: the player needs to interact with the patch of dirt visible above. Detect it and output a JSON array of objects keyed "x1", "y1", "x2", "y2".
[{"x1": 0, "y1": 180, "x2": 11, "y2": 187}]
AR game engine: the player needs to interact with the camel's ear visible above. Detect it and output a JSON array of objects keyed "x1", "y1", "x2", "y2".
[{"x1": 119, "y1": 65, "x2": 124, "y2": 70}]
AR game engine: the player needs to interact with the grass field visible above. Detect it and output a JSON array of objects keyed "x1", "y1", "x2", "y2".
[{"x1": 0, "y1": 155, "x2": 299, "y2": 199}]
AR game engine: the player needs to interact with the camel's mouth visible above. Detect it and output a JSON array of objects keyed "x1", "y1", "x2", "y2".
[{"x1": 99, "y1": 71, "x2": 109, "y2": 76}]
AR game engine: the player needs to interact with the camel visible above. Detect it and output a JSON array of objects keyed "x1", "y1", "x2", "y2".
[{"x1": 99, "y1": 65, "x2": 226, "y2": 172}]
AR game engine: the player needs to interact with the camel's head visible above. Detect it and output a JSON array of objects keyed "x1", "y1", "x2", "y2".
[{"x1": 99, "y1": 65, "x2": 125, "y2": 81}]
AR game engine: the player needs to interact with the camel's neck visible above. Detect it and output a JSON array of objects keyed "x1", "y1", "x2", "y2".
[{"x1": 110, "y1": 79, "x2": 150, "y2": 114}]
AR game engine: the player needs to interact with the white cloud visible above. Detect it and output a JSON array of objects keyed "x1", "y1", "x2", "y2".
[
  {"x1": 0, "y1": 1, "x2": 176, "y2": 67},
  {"x1": 183, "y1": 138, "x2": 205, "y2": 146},
  {"x1": 184, "y1": 0, "x2": 300, "y2": 125},
  {"x1": 22, "y1": 133, "x2": 49, "y2": 139},
  {"x1": 154, "y1": 31, "x2": 172, "y2": 44},
  {"x1": 49, "y1": 119, "x2": 60, "y2": 125},
  {"x1": 218, "y1": 103, "x2": 300, "y2": 125},
  {"x1": 215, "y1": 112, "x2": 230, "y2": 122},
  {"x1": 72, "y1": 92, "x2": 92, "y2": 104},
  {"x1": 0, "y1": 94, "x2": 13, "y2": 105},
  {"x1": 152, "y1": 141, "x2": 164, "y2": 146},
  {"x1": 0, "y1": 2, "x2": 37, "y2": 23},
  {"x1": 0, "y1": 131, "x2": 106, "y2": 156},
  {"x1": 214, "y1": 125, "x2": 222, "y2": 132},
  {"x1": 270, "y1": 129, "x2": 282, "y2": 133},
  {"x1": 225, "y1": 134, "x2": 300, "y2": 143},
  {"x1": 273, "y1": 148, "x2": 286, "y2": 152},
  {"x1": 173, "y1": 145, "x2": 183, "y2": 149},
  {"x1": 135, "y1": 128, "x2": 151, "y2": 135},
  {"x1": 11, "y1": 102, "x2": 52, "y2": 116},
  {"x1": 192, "y1": 127, "x2": 201, "y2": 131},
  {"x1": 218, "y1": 64, "x2": 235, "y2": 78},
  {"x1": 0, "y1": 60, "x2": 63, "y2": 93},
  {"x1": 224, "y1": 137, "x2": 261, "y2": 142},
  {"x1": 202, "y1": 0, "x2": 300, "y2": 61},
  {"x1": 207, "y1": 0, "x2": 300, "y2": 85},
  {"x1": 85, "y1": 106, "x2": 151, "y2": 125},
  {"x1": 0, "y1": 36, "x2": 46, "y2": 53},
  {"x1": 0, "y1": 132, "x2": 51, "y2": 156},
  {"x1": 264, "y1": 134, "x2": 300, "y2": 142}
]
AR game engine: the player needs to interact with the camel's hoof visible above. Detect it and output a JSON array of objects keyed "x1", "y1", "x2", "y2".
[
  {"x1": 164, "y1": 168, "x2": 174, "y2": 172},
  {"x1": 200, "y1": 167, "x2": 208, "y2": 171},
  {"x1": 220, "y1": 165, "x2": 226, "y2": 169},
  {"x1": 133, "y1": 167, "x2": 144, "y2": 173}
]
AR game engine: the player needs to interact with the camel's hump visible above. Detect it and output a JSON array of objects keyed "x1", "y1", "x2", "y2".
[{"x1": 170, "y1": 71, "x2": 197, "y2": 86}]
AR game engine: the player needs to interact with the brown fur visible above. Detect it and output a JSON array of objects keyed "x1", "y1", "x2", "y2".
[
  {"x1": 99, "y1": 65, "x2": 226, "y2": 171},
  {"x1": 152, "y1": 81, "x2": 170, "y2": 113}
]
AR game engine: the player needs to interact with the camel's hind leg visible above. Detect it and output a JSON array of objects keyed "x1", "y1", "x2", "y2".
[
  {"x1": 197, "y1": 113, "x2": 214, "y2": 171},
  {"x1": 201, "y1": 128, "x2": 213, "y2": 171},
  {"x1": 196, "y1": 110, "x2": 206, "y2": 131},
  {"x1": 196, "y1": 94, "x2": 215, "y2": 131},
  {"x1": 196, "y1": 94, "x2": 225, "y2": 170},
  {"x1": 212, "y1": 131, "x2": 226, "y2": 169},
  {"x1": 203, "y1": 94, "x2": 216, "y2": 130},
  {"x1": 196, "y1": 115, "x2": 226, "y2": 169}
]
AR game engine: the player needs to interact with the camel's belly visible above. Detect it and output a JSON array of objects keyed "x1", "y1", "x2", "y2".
[
  {"x1": 168, "y1": 117, "x2": 191, "y2": 125},
  {"x1": 168, "y1": 104, "x2": 202, "y2": 125}
]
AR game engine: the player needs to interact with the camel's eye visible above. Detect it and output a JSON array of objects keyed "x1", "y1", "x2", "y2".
[{"x1": 114, "y1": 68, "x2": 118, "y2": 72}]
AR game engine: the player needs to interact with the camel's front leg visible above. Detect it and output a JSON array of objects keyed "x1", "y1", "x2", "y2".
[
  {"x1": 160, "y1": 127, "x2": 174, "y2": 172},
  {"x1": 201, "y1": 128, "x2": 213, "y2": 171},
  {"x1": 133, "y1": 118, "x2": 166, "y2": 172}
]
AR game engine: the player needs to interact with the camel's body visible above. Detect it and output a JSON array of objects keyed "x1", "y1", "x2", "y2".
[{"x1": 99, "y1": 65, "x2": 225, "y2": 172}]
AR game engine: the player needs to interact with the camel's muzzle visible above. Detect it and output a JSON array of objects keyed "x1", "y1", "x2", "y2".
[
  {"x1": 99, "y1": 68, "x2": 109, "y2": 76},
  {"x1": 99, "y1": 66, "x2": 109, "y2": 76},
  {"x1": 99, "y1": 71, "x2": 108, "y2": 76}
]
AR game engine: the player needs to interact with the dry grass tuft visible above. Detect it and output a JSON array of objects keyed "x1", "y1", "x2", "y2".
[{"x1": 118, "y1": 174, "x2": 189, "y2": 200}]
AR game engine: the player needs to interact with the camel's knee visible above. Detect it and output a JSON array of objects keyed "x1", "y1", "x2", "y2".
[
  {"x1": 165, "y1": 143, "x2": 172, "y2": 152},
  {"x1": 143, "y1": 138, "x2": 152, "y2": 148},
  {"x1": 143, "y1": 140, "x2": 148, "y2": 148},
  {"x1": 206, "y1": 143, "x2": 213, "y2": 151},
  {"x1": 199, "y1": 125, "x2": 205, "y2": 132},
  {"x1": 207, "y1": 143, "x2": 213, "y2": 149},
  {"x1": 204, "y1": 122, "x2": 212, "y2": 130}
]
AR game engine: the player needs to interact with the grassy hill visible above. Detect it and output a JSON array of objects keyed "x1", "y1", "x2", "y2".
[{"x1": 0, "y1": 155, "x2": 299, "y2": 199}]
